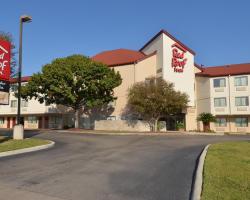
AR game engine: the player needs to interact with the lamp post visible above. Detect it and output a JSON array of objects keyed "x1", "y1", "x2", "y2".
[{"x1": 14, "y1": 15, "x2": 32, "y2": 140}]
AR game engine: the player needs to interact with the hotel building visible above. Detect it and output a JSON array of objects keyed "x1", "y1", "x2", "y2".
[{"x1": 0, "y1": 30, "x2": 249, "y2": 132}]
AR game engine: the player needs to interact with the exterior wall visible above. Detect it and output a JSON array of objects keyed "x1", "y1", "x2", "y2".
[
  {"x1": 95, "y1": 120, "x2": 151, "y2": 131},
  {"x1": 229, "y1": 75, "x2": 250, "y2": 115},
  {"x1": 141, "y1": 34, "x2": 163, "y2": 76},
  {"x1": 185, "y1": 107, "x2": 197, "y2": 131},
  {"x1": 162, "y1": 34, "x2": 195, "y2": 107},
  {"x1": 110, "y1": 55, "x2": 157, "y2": 118},
  {"x1": 196, "y1": 76, "x2": 211, "y2": 114}
]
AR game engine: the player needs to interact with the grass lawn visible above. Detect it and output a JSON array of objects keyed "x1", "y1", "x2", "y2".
[
  {"x1": 0, "y1": 138, "x2": 50, "y2": 153},
  {"x1": 201, "y1": 141, "x2": 250, "y2": 200}
]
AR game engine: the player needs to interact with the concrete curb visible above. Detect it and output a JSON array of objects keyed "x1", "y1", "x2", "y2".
[
  {"x1": 0, "y1": 140, "x2": 55, "y2": 158},
  {"x1": 191, "y1": 144, "x2": 210, "y2": 200},
  {"x1": 53, "y1": 130, "x2": 225, "y2": 136}
]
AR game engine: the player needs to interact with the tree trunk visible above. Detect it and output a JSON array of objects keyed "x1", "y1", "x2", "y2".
[
  {"x1": 154, "y1": 119, "x2": 158, "y2": 132},
  {"x1": 74, "y1": 109, "x2": 79, "y2": 129},
  {"x1": 203, "y1": 122, "x2": 210, "y2": 132}
]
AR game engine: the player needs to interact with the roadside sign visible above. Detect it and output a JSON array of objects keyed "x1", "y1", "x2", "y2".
[{"x1": 0, "y1": 40, "x2": 11, "y2": 105}]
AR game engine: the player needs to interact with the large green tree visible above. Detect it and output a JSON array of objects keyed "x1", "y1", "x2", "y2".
[
  {"x1": 0, "y1": 31, "x2": 17, "y2": 75},
  {"x1": 21, "y1": 55, "x2": 122, "y2": 128},
  {"x1": 126, "y1": 77, "x2": 188, "y2": 132}
]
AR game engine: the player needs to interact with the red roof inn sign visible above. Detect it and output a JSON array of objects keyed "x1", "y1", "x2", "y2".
[
  {"x1": 0, "y1": 40, "x2": 11, "y2": 105},
  {"x1": 171, "y1": 43, "x2": 187, "y2": 73}
]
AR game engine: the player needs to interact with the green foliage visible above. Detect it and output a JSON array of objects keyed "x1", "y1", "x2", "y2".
[
  {"x1": 0, "y1": 138, "x2": 50, "y2": 152},
  {"x1": 0, "y1": 31, "x2": 17, "y2": 76},
  {"x1": 21, "y1": 54, "x2": 122, "y2": 111},
  {"x1": 176, "y1": 122, "x2": 184, "y2": 130},
  {"x1": 197, "y1": 112, "x2": 216, "y2": 124},
  {"x1": 126, "y1": 77, "x2": 188, "y2": 131}
]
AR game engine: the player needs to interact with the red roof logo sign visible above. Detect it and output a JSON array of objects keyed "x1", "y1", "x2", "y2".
[
  {"x1": 0, "y1": 40, "x2": 11, "y2": 81},
  {"x1": 171, "y1": 43, "x2": 187, "y2": 73}
]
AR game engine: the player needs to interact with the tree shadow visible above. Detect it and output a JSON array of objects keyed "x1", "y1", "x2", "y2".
[
  {"x1": 83, "y1": 104, "x2": 115, "y2": 129},
  {"x1": 120, "y1": 104, "x2": 151, "y2": 131}
]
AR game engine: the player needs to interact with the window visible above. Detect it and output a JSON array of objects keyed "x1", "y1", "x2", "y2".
[
  {"x1": 235, "y1": 117, "x2": 248, "y2": 127},
  {"x1": 0, "y1": 117, "x2": 4, "y2": 124},
  {"x1": 214, "y1": 97, "x2": 227, "y2": 107},
  {"x1": 235, "y1": 97, "x2": 249, "y2": 106},
  {"x1": 11, "y1": 100, "x2": 17, "y2": 108},
  {"x1": 50, "y1": 116, "x2": 61, "y2": 124},
  {"x1": 235, "y1": 76, "x2": 248, "y2": 86},
  {"x1": 21, "y1": 100, "x2": 28, "y2": 107},
  {"x1": 213, "y1": 78, "x2": 226, "y2": 88},
  {"x1": 216, "y1": 118, "x2": 226, "y2": 127},
  {"x1": 27, "y1": 116, "x2": 37, "y2": 124}
]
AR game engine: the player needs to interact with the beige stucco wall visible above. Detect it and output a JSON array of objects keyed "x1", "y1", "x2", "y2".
[
  {"x1": 95, "y1": 120, "x2": 151, "y2": 131},
  {"x1": 110, "y1": 54, "x2": 157, "y2": 118},
  {"x1": 185, "y1": 107, "x2": 197, "y2": 131}
]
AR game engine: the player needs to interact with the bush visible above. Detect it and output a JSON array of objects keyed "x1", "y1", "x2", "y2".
[{"x1": 176, "y1": 122, "x2": 185, "y2": 130}]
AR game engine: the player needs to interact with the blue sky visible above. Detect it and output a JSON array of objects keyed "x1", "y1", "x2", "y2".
[{"x1": 1, "y1": 0, "x2": 250, "y2": 76}]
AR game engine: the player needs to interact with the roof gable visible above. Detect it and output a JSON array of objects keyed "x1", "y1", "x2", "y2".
[{"x1": 139, "y1": 29, "x2": 196, "y2": 55}]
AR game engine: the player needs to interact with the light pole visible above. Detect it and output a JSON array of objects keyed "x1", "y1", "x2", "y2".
[{"x1": 14, "y1": 15, "x2": 32, "y2": 140}]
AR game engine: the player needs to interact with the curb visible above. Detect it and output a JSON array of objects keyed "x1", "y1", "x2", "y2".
[
  {"x1": 191, "y1": 144, "x2": 210, "y2": 200},
  {"x1": 0, "y1": 140, "x2": 55, "y2": 158}
]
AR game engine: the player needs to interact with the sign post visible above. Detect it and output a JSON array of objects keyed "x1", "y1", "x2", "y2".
[{"x1": 0, "y1": 40, "x2": 11, "y2": 105}]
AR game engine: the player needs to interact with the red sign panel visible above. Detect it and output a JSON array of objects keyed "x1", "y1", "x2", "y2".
[
  {"x1": 0, "y1": 40, "x2": 11, "y2": 81},
  {"x1": 171, "y1": 43, "x2": 187, "y2": 73}
]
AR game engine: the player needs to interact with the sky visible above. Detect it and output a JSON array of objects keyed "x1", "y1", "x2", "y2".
[{"x1": 1, "y1": 0, "x2": 250, "y2": 76}]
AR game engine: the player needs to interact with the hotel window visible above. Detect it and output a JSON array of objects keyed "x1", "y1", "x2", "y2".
[
  {"x1": 10, "y1": 100, "x2": 17, "y2": 108},
  {"x1": 0, "y1": 117, "x2": 4, "y2": 124},
  {"x1": 235, "y1": 117, "x2": 248, "y2": 127},
  {"x1": 27, "y1": 116, "x2": 37, "y2": 124},
  {"x1": 50, "y1": 116, "x2": 61, "y2": 124},
  {"x1": 21, "y1": 100, "x2": 28, "y2": 107},
  {"x1": 213, "y1": 78, "x2": 226, "y2": 88},
  {"x1": 235, "y1": 76, "x2": 248, "y2": 86},
  {"x1": 235, "y1": 96, "x2": 249, "y2": 106},
  {"x1": 214, "y1": 97, "x2": 227, "y2": 107},
  {"x1": 216, "y1": 118, "x2": 226, "y2": 127}
]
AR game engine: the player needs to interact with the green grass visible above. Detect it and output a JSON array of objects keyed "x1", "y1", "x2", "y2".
[
  {"x1": 201, "y1": 141, "x2": 250, "y2": 200},
  {"x1": 0, "y1": 138, "x2": 50, "y2": 153}
]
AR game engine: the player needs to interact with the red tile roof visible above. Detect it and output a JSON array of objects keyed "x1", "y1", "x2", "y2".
[
  {"x1": 196, "y1": 63, "x2": 250, "y2": 77},
  {"x1": 139, "y1": 29, "x2": 196, "y2": 55},
  {"x1": 92, "y1": 49, "x2": 146, "y2": 67},
  {"x1": 9, "y1": 76, "x2": 31, "y2": 83}
]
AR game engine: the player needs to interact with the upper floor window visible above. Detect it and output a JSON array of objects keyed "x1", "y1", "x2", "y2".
[
  {"x1": 235, "y1": 96, "x2": 249, "y2": 106},
  {"x1": 235, "y1": 76, "x2": 248, "y2": 86},
  {"x1": 216, "y1": 118, "x2": 227, "y2": 127},
  {"x1": 214, "y1": 97, "x2": 227, "y2": 107},
  {"x1": 213, "y1": 78, "x2": 226, "y2": 88},
  {"x1": 235, "y1": 117, "x2": 248, "y2": 127},
  {"x1": 10, "y1": 100, "x2": 17, "y2": 108},
  {"x1": 21, "y1": 100, "x2": 28, "y2": 107}
]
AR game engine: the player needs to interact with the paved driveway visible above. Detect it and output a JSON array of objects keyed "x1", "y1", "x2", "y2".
[{"x1": 0, "y1": 131, "x2": 249, "y2": 200}]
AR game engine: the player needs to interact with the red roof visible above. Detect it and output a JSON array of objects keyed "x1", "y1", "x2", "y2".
[
  {"x1": 196, "y1": 63, "x2": 250, "y2": 77},
  {"x1": 139, "y1": 29, "x2": 196, "y2": 55},
  {"x1": 92, "y1": 49, "x2": 146, "y2": 67},
  {"x1": 9, "y1": 76, "x2": 31, "y2": 83}
]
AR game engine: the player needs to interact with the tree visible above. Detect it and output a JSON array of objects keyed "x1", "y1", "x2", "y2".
[
  {"x1": 197, "y1": 112, "x2": 216, "y2": 132},
  {"x1": 126, "y1": 77, "x2": 188, "y2": 132},
  {"x1": 0, "y1": 31, "x2": 17, "y2": 76},
  {"x1": 21, "y1": 55, "x2": 122, "y2": 128}
]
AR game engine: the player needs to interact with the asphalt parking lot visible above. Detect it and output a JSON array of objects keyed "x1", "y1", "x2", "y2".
[{"x1": 0, "y1": 131, "x2": 249, "y2": 200}]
